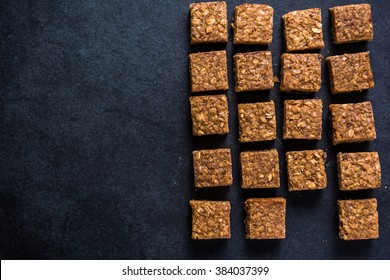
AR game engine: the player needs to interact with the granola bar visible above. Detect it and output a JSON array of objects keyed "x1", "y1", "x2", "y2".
[
  {"x1": 190, "y1": 200, "x2": 231, "y2": 239},
  {"x1": 234, "y1": 51, "x2": 274, "y2": 92},
  {"x1": 338, "y1": 198, "x2": 379, "y2": 240}
]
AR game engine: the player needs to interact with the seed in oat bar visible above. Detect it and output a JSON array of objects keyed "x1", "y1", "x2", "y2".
[
  {"x1": 338, "y1": 198, "x2": 379, "y2": 240},
  {"x1": 286, "y1": 150, "x2": 327, "y2": 191},
  {"x1": 190, "y1": 200, "x2": 231, "y2": 239},
  {"x1": 329, "y1": 102, "x2": 376, "y2": 145},
  {"x1": 283, "y1": 99, "x2": 322, "y2": 140},
  {"x1": 238, "y1": 101, "x2": 276, "y2": 143},
  {"x1": 283, "y1": 8, "x2": 324, "y2": 52},
  {"x1": 330, "y1": 4, "x2": 373, "y2": 44},
  {"x1": 233, "y1": 4, "x2": 274, "y2": 45},
  {"x1": 240, "y1": 149, "x2": 280, "y2": 189},
  {"x1": 190, "y1": 95, "x2": 229, "y2": 136},
  {"x1": 280, "y1": 53, "x2": 323, "y2": 93},
  {"x1": 326, "y1": 52, "x2": 374, "y2": 94},
  {"x1": 337, "y1": 152, "x2": 381, "y2": 191},
  {"x1": 245, "y1": 198, "x2": 286, "y2": 239},
  {"x1": 193, "y1": 148, "x2": 233, "y2": 187},
  {"x1": 234, "y1": 51, "x2": 274, "y2": 92},
  {"x1": 189, "y1": 50, "x2": 228, "y2": 92},
  {"x1": 190, "y1": 1, "x2": 228, "y2": 44}
]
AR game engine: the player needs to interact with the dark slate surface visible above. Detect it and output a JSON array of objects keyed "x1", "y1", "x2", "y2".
[{"x1": 0, "y1": 0, "x2": 389, "y2": 259}]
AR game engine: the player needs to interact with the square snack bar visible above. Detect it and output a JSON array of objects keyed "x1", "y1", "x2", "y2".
[
  {"x1": 238, "y1": 101, "x2": 276, "y2": 143},
  {"x1": 245, "y1": 198, "x2": 286, "y2": 239},
  {"x1": 330, "y1": 4, "x2": 373, "y2": 44},
  {"x1": 329, "y1": 102, "x2": 376, "y2": 145},
  {"x1": 280, "y1": 53, "x2": 323, "y2": 93},
  {"x1": 234, "y1": 51, "x2": 274, "y2": 92},
  {"x1": 190, "y1": 200, "x2": 231, "y2": 239},
  {"x1": 283, "y1": 8, "x2": 324, "y2": 52},
  {"x1": 338, "y1": 198, "x2": 379, "y2": 240},
  {"x1": 326, "y1": 52, "x2": 374, "y2": 94},
  {"x1": 240, "y1": 149, "x2": 280, "y2": 189},
  {"x1": 192, "y1": 148, "x2": 233, "y2": 187},
  {"x1": 189, "y1": 94, "x2": 229, "y2": 136},
  {"x1": 190, "y1": 1, "x2": 228, "y2": 44},
  {"x1": 337, "y1": 152, "x2": 381, "y2": 191},
  {"x1": 286, "y1": 150, "x2": 327, "y2": 191},
  {"x1": 233, "y1": 4, "x2": 274, "y2": 45},
  {"x1": 283, "y1": 99, "x2": 323, "y2": 140},
  {"x1": 189, "y1": 50, "x2": 228, "y2": 92}
]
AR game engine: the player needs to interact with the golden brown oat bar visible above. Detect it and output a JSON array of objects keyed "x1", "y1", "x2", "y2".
[
  {"x1": 190, "y1": 1, "x2": 228, "y2": 44},
  {"x1": 283, "y1": 99, "x2": 322, "y2": 140},
  {"x1": 280, "y1": 53, "x2": 323, "y2": 93},
  {"x1": 234, "y1": 51, "x2": 274, "y2": 92},
  {"x1": 238, "y1": 101, "x2": 276, "y2": 143},
  {"x1": 283, "y1": 8, "x2": 324, "y2": 52},
  {"x1": 329, "y1": 102, "x2": 376, "y2": 145},
  {"x1": 189, "y1": 50, "x2": 228, "y2": 92},
  {"x1": 330, "y1": 4, "x2": 373, "y2": 44},
  {"x1": 190, "y1": 200, "x2": 231, "y2": 239},
  {"x1": 338, "y1": 198, "x2": 379, "y2": 240},
  {"x1": 326, "y1": 52, "x2": 374, "y2": 94},
  {"x1": 233, "y1": 4, "x2": 274, "y2": 45},
  {"x1": 245, "y1": 198, "x2": 286, "y2": 239},
  {"x1": 192, "y1": 148, "x2": 233, "y2": 187},
  {"x1": 337, "y1": 152, "x2": 381, "y2": 191},
  {"x1": 189, "y1": 95, "x2": 229, "y2": 136},
  {"x1": 286, "y1": 150, "x2": 327, "y2": 191},
  {"x1": 240, "y1": 149, "x2": 280, "y2": 189}
]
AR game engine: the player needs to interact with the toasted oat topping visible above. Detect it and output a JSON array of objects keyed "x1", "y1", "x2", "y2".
[
  {"x1": 326, "y1": 52, "x2": 374, "y2": 94},
  {"x1": 238, "y1": 101, "x2": 276, "y2": 143},
  {"x1": 190, "y1": 95, "x2": 229, "y2": 136},
  {"x1": 330, "y1": 4, "x2": 373, "y2": 44},
  {"x1": 286, "y1": 150, "x2": 327, "y2": 191},
  {"x1": 337, "y1": 152, "x2": 381, "y2": 191},
  {"x1": 329, "y1": 102, "x2": 376, "y2": 145},
  {"x1": 280, "y1": 53, "x2": 322, "y2": 93},
  {"x1": 283, "y1": 8, "x2": 324, "y2": 52},
  {"x1": 283, "y1": 99, "x2": 322, "y2": 140},
  {"x1": 233, "y1": 4, "x2": 274, "y2": 45},
  {"x1": 190, "y1": 1, "x2": 228, "y2": 44},
  {"x1": 234, "y1": 51, "x2": 274, "y2": 92},
  {"x1": 240, "y1": 150, "x2": 280, "y2": 189},
  {"x1": 338, "y1": 199, "x2": 379, "y2": 240},
  {"x1": 190, "y1": 200, "x2": 231, "y2": 239},
  {"x1": 245, "y1": 198, "x2": 286, "y2": 239},
  {"x1": 192, "y1": 148, "x2": 233, "y2": 187},
  {"x1": 189, "y1": 50, "x2": 228, "y2": 92}
]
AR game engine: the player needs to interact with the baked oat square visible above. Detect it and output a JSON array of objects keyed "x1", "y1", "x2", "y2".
[
  {"x1": 338, "y1": 198, "x2": 379, "y2": 240},
  {"x1": 190, "y1": 1, "x2": 228, "y2": 44},
  {"x1": 233, "y1": 4, "x2": 274, "y2": 45},
  {"x1": 283, "y1": 99, "x2": 322, "y2": 140},
  {"x1": 245, "y1": 198, "x2": 286, "y2": 239},
  {"x1": 240, "y1": 149, "x2": 280, "y2": 189},
  {"x1": 190, "y1": 200, "x2": 231, "y2": 239},
  {"x1": 190, "y1": 94, "x2": 229, "y2": 136},
  {"x1": 330, "y1": 4, "x2": 373, "y2": 44},
  {"x1": 234, "y1": 51, "x2": 274, "y2": 92},
  {"x1": 238, "y1": 101, "x2": 276, "y2": 143},
  {"x1": 329, "y1": 102, "x2": 376, "y2": 145},
  {"x1": 326, "y1": 52, "x2": 374, "y2": 94},
  {"x1": 280, "y1": 53, "x2": 323, "y2": 93},
  {"x1": 283, "y1": 8, "x2": 324, "y2": 52},
  {"x1": 192, "y1": 148, "x2": 233, "y2": 187},
  {"x1": 337, "y1": 152, "x2": 381, "y2": 191},
  {"x1": 286, "y1": 150, "x2": 327, "y2": 191},
  {"x1": 189, "y1": 50, "x2": 228, "y2": 92}
]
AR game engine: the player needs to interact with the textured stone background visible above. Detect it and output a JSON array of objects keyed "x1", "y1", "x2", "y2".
[{"x1": 1, "y1": 0, "x2": 389, "y2": 259}]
